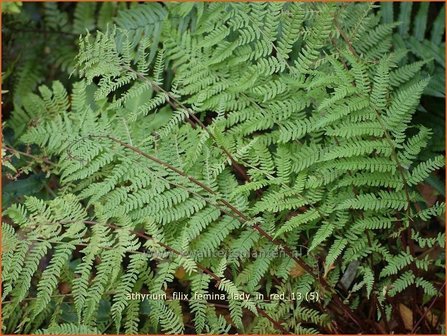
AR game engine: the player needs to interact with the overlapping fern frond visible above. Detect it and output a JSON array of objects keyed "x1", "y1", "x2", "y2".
[{"x1": 2, "y1": 2, "x2": 445, "y2": 335}]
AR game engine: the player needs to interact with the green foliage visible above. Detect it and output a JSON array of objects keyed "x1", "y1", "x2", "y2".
[
  {"x1": 2, "y1": 2, "x2": 445, "y2": 335},
  {"x1": 380, "y1": 2, "x2": 446, "y2": 164},
  {"x1": 2, "y1": 2, "x2": 22, "y2": 15}
]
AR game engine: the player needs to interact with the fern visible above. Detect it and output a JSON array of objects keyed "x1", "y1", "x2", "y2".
[{"x1": 2, "y1": 2, "x2": 445, "y2": 334}]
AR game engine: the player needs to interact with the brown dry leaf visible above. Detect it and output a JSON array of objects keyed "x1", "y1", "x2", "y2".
[
  {"x1": 58, "y1": 282, "x2": 71, "y2": 294},
  {"x1": 165, "y1": 287, "x2": 174, "y2": 299},
  {"x1": 174, "y1": 266, "x2": 186, "y2": 280},
  {"x1": 289, "y1": 263, "x2": 306, "y2": 278},
  {"x1": 323, "y1": 263, "x2": 336, "y2": 279},
  {"x1": 182, "y1": 312, "x2": 192, "y2": 324},
  {"x1": 399, "y1": 303, "x2": 413, "y2": 330},
  {"x1": 216, "y1": 307, "x2": 235, "y2": 327},
  {"x1": 326, "y1": 322, "x2": 338, "y2": 333},
  {"x1": 242, "y1": 311, "x2": 254, "y2": 328},
  {"x1": 417, "y1": 184, "x2": 438, "y2": 207},
  {"x1": 424, "y1": 307, "x2": 439, "y2": 327},
  {"x1": 377, "y1": 320, "x2": 387, "y2": 334}
]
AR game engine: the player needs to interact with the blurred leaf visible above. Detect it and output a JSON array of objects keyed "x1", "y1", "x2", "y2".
[
  {"x1": 381, "y1": 3, "x2": 394, "y2": 24},
  {"x1": 398, "y1": 2, "x2": 413, "y2": 36},
  {"x1": 418, "y1": 183, "x2": 439, "y2": 207},
  {"x1": 399, "y1": 303, "x2": 413, "y2": 330},
  {"x1": 425, "y1": 175, "x2": 445, "y2": 197},
  {"x1": 60, "y1": 303, "x2": 77, "y2": 323},
  {"x1": 413, "y1": 3, "x2": 429, "y2": 41},
  {"x1": 2, "y1": 173, "x2": 45, "y2": 208},
  {"x1": 2, "y1": 2, "x2": 22, "y2": 15},
  {"x1": 430, "y1": 5, "x2": 445, "y2": 45}
]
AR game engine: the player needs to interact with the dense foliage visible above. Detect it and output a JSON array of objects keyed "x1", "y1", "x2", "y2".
[{"x1": 2, "y1": 2, "x2": 445, "y2": 334}]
